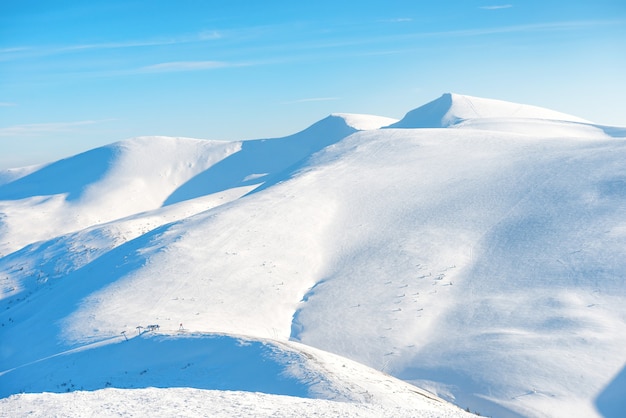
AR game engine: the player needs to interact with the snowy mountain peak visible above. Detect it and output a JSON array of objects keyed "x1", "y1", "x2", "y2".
[
  {"x1": 388, "y1": 92, "x2": 591, "y2": 129},
  {"x1": 329, "y1": 113, "x2": 398, "y2": 131},
  {"x1": 291, "y1": 113, "x2": 396, "y2": 142}
]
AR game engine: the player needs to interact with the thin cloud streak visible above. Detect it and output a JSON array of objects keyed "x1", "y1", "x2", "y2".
[
  {"x1": 0, "y1": 47, "x2": 31, "y2": 54},
  {"x1": 374, "y1": 19, "x2": 626, "y2": 44},
  {"x1": 0, "y1": 102, "x2": 17, "y2": 107},
  {"x1": 480, "y1": 5, "x2": 513, "y2": 10},
  {"x1": 249, "y1": 17, "x2": 624, "y2": 70},
  {"x1": 380, "y1": 18, "x2": 413, "y2": 23},
  {"x1": 283, "y1": 97, "x2": 340, "y2": 104},
  {"x1": 5, "y1": 18, "x2": 621, "y2": 68},
  {"x1": 244, "y1": 19, "x2": 626, "y2": 59},
  {"x1": 124, "y1": 19, "x2": 622, "y2": 76},
  {"x1": 60, "y1": 30, "x2": 222, "y2": 52},
  {"x1": 138, "y1": 60, "x2": 245, "y2": 73},
  {"x1": 0, "y1": 120, "x2": 113, "y2": 137},
  {"x1": 1, "y1": 31, "x2": 223, "y2": 62}
]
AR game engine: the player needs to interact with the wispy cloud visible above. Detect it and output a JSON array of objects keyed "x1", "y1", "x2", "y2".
[
  {"x1": 480, "y1": 5, "x2": 513, "y2": 10},
  {"x1": 307, "y1": 17, "x2": 623, "y2": 59},
  {"x1": 0, "y1": 47, "x2": 31, "y2": 54},
  {"x1": 283, "y1": 97, "x2": 340, "y2": 104},
  {"x1": 0, "y1": 47, "x2": 32, "y2": 62},
  {"x1": 396, "y1": 19, "x2": 624, "y2": 40},
  {"x1": 380, "y1": 18, "x2": 413, "y2": 23},
  {"x1": 0, "y1": 102, "x2": 17, "y2": 107},
  {"x1": 257, "y1": 19, "x2": 623, "y2": 59},
  {"x1": 1, "y1": 31, "x2": 223, "y2": 62},
  {"x1": 0, "y1": 120, "x2": 112, "y2": 137},
  {"x1": 138, "y1": 60, "x2": 241, "y2": 73},
  {"x1": 60, "y1": 31, "x2": 222, "y2": 53}
]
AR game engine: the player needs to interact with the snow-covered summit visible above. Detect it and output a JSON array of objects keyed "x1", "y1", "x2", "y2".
[
  {"x1": 285, "y1": 113, "x2": 396, "y2": 144},
  {"x1": 387, "y1": 92, "x2": 591, "y2": 129},
  {"x1": 330, "y1": 113, "x2": 398, "y2": 131}
]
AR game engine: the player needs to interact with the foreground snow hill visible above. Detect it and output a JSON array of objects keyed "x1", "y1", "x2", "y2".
[
  {"x1": 1, "y1": 93, "x2": 626, "y2": 417},
  {"x1": 1, "y1": 388, "x2": 469, "y2": 418},
  {"x1": 0, "y1": 332, "x2": 472, "y2": 417}
]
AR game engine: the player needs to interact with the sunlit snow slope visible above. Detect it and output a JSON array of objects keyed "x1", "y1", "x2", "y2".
[{"x1": 1, "y1": 94, "x2": 625, "y2": 418}]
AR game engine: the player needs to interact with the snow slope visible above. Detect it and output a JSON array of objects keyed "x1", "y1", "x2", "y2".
[
  {"x1": 0, "y1": 388, "x2": 467, "y2": 418},
  {"x1": 1, "y1": 94, "x2": 626, "y2": 417},
  {"x1": 0, "y1": 331, "x2": 472, "y2": 417},
  {"x1": 0, "y1": 114, "x2": 395, "y2": 257},
  {"x1": 162, "y1": 113, "x2": 397, "y2": 204},
  {"x1": 0, "y1": 136, "x2": 243, "y2": 256}
]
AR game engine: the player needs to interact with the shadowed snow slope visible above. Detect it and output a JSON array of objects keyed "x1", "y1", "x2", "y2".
[
  {"x1": 163, "y1": 113, "x2": 396, "y2": 205},
  {"x1": 0, "y1": 136, "x2": 242, "y2": 255},
  {"x1": 1, "y1": 94, "x2": 626, "y2": 418},
  {"x1": 0, "y1": 115, "x2": 394, "y2": 256},
  {"x1": 0, "y1": 331, "x2": 471, "y2": 417}
]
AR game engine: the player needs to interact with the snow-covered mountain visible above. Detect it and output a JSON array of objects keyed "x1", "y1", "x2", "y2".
[
  {"x1": 387, "y1": 92, "x2": 591, "y2": 128},
  {"x1": 1, "y1": 94, "x2": 625, "y2": 418}
]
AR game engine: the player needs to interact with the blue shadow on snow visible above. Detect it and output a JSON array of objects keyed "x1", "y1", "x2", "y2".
[
  {"x1": 0, "y1": 334, "x2": 312, "y2": 398},
  {"x1": 596, "y1": 363, "x2": 626, "y2": 418},
  {"x1": 0, "y1": 147, "x2": 116, "y2": 201},
  {"x1": 163, "y1": 115, "x2": 357, "y2": 205}
]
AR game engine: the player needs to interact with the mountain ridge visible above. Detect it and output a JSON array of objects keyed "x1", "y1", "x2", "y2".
[{"x1": 1, "y1": 94, "x2": 625, "y2": 418}]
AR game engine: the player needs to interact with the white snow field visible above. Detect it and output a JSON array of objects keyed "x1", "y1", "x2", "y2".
[{"x1": 1, "y1": 94, "x2": 625, "y2": 417}]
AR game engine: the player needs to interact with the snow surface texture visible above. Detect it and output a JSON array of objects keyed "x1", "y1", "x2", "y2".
[
  {"x1": 0, "y1": 388, "x2": 468, "y2": 418},
  {"x1": 1, "y1": 94, "x2": 625, "y2": 417}
]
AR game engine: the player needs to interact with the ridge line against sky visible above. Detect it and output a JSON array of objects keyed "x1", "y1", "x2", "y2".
[{"x1": 1, "y1": 1, "x2": 625, "y2": 169}]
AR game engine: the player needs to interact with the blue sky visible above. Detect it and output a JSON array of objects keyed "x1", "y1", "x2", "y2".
[{"x1": 1, "y1": 0, "x2": 625, "y2": 169}]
